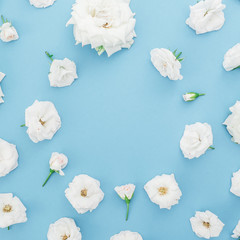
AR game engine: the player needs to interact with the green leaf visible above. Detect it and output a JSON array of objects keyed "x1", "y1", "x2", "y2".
[
  {"x1": 45, "y1": 51, "x2": 54, "y2": 61},
  {"x1": 176, "y1": 52, "x2": 182, "y2": 59},
  {"x1": 1, "y1": 15, "x2": 5, "y2": 24},
  {"x1": 172, "y1": 49, "x2": 177, "y2": 56},
  {"x1": 233, "y1": 65, "x2": 240, "y2": 70}
]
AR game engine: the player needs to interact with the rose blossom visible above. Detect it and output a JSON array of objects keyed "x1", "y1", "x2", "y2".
[
  {"x1": 66, "y1": 0, "x2": 136, "y2": 57},
  {"x1": 190, "y1": 210, "x2": 224, "y2": 239},
  {"x1": 29, "y1": 0, "x2": 56, "y2": 8},
  {"x1": 24, "y1": 100, "x2": 61, "y2": 143},
  {"x1": 180, "y1": 122, "x2": 213, "y2": 159},
  {"x1": 186, "y1": 0, "x2": 225, "y2": 34},
  {"x1": 110, "y1": 231, "x2": 143, "y2": 240},
  {"x1": 0, "y1": 193, "x2": 27, "y2": 229},
  {"x1": 150, "y1": 48, "x2": 183, "y2": 81},
  {"x1": 0, "y1": 72, "x2": 5, "y2": 82},
  {"x1": 144, "y1": 174, "x2": 182, "y2": 210},
  {"x1": 0, "y1": 16, "x2": 19, "y2": 43},
  {"x1": 114, "y1": 184, "x2": 135, "y2": 220},
  {"x1": 47, "y1": 217, "x2": 82, "y2": 240},
  {"x1": 223, "y1": 101, "x2": 240, "y2": 144},
  {"x1": 230, "y1": 169, "x2": 240, "y2": 197},
  {"x1": 65, "y1": 174, "x2": 104, "y2": 214},
  {"x1": 0, "y1": 72, "x2": 5, "y2": 103},
  {"x1": 46, "y1": 51, "x2": 78, "y2": 87},
  {"x1": 42, "y1": 152, "x2": 68, "y2": 187},
  {"x1": 232, "y1": 220, "x2": 240, "y2": 239},
  {"x1": 223, "y1": 43, "x2": 240, "y2": 71},
  {"x1": 183, "y1": 92, "x2": 205, "y2": 102},
  {"x1": 0, "y1": 138, "x2": 18, "y2": 177}
]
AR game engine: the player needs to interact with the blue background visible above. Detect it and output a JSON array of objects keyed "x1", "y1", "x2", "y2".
[{"x1": 0, "y1": 0, "x2": 240, "y2": 239}]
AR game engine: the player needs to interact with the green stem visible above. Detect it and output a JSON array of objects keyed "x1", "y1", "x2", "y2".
[
  {"x1": 45, "y1": 51, "x2": 53, "y2": 62},
  {"x1": 126, "y1": 202, "x2": 130, "y2": 221},
  {"x1": 20, "y1": 124, "x2": 25, "y2": 127},
  {"x1": 42, "y1": 169, "x2": 54, "y2": 187},
  {"x1": 209, "y1": 146, "x2": 215, "y2": 150},
  {"x1": 125, "y1": 196, "x2": 130, "y2": 221},
  {"x1": 1, "y1": 15, "x2": 5, "y2": 24},
  {"x1": 198, "y1": 93, "x2": 205, "y2": 96},
  {"x1": 8, "y1": 226, "x2": 10, "y2": 230}
]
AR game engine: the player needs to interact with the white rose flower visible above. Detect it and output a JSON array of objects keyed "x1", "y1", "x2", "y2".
[
  {"x1": 183, "y1": 92, "x2": 205, "y2": 102},
  {"x1": 230, "y1": 169, "x2": 240, "y2": 197},
  {"x1": 66, "y1": 0, "x2": 136, "y2": 57},
  {"x1": 47, "y1": 217, "x2": 82, "y2": 240},
  {"x1": 65, "y1": 174, "x2": 104, "y2": 214},
  {"x1": 180, "y1": 122, "x2": 214, "y2": 159},
  {"x1": 0, "y1": 87, "x2": 4, "y2": 103},
  {"x1": 24, "y1": 100, "x2": 61, "y2": 143},
  {"x1": 223, "y1": 101, "x2": 240, "y2": 144},
  {"x1": 144, "y1": 174, "x2": 182, "y2": 210},
  {"x1": 49, "y1": 152, "x2": 68, "y2": 176},
  {"x1": 232, "y1": 220, "x2": 240, "y2": 239},
  {"x1": 110, "y1": 231, "x2": 143, "y2": 240},
  {"x1": 0, "y1": 138, "x2": 18, "y2": 177},
  {"x1": 42, "y1": 152, "x2": 68, "y2": 187},
  {"x1": 0, "y1": 16, "x2": 19, "y2": 43},
  {"x1": 223, "y1": 43, "x2": 240, "y2": 71},
  {"x1": 114, "y1": 184, "x2": 135, "y2": 220},
  {"x1": 29, "y1": 0, "x2": 56, "y2": 8},
  {"x1": 186, "y1": 0, "x2": 226, "y2": 35},
  {"x1": 150, "y1": 48, "x2": 183, "y2": 81},
  {"x1": 0, "y1": 72, "x2": 5, "y2": 103},
  {"x1": 0, "y1": 72, "x2": 5, "y2": 82},
  {"x1": 45, "y1": 52, "x2": 78, "y2": 87},
  {"x1": 190, "y1": 210, "x2": 224, "y2": 239},
  {"x1": 0, "y1": 193, "x2": 27, "y2": 229}
]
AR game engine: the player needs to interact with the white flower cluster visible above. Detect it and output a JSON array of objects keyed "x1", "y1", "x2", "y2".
[{"x1": 2, "y1": 0, "x2": 240, "y2": 239}]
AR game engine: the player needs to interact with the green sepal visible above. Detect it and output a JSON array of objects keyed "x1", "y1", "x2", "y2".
[{"x1": 96, "y1": 46, "x2": 105, "y2": 56}]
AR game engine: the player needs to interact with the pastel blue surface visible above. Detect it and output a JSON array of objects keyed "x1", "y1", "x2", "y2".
[{"x1": 0, "y1": 0, "x2": 240, "y2": 239}]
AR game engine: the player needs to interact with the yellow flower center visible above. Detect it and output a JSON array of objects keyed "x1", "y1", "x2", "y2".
[
  {"x1": 3, "y1": 204, "x2": 12, "y2": 213},
  {"x1": 158, "y1": 187, "x2": 168, "y2": 195},
  {"x1": 39, "y1": 119, "x2": 46, "y2": 126},
  {"x1": 62, "y1": 234, "x2": 70, "y2": 240},
  {"x1": 102, "y1": 22, "x2": 111, "y2": 28},
  {"x1": 81, "y1": 189, "x2": 88, "y2": 197},
  {"x1": 203, "y1": 221, "x2": 210, "y2": 228}
]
